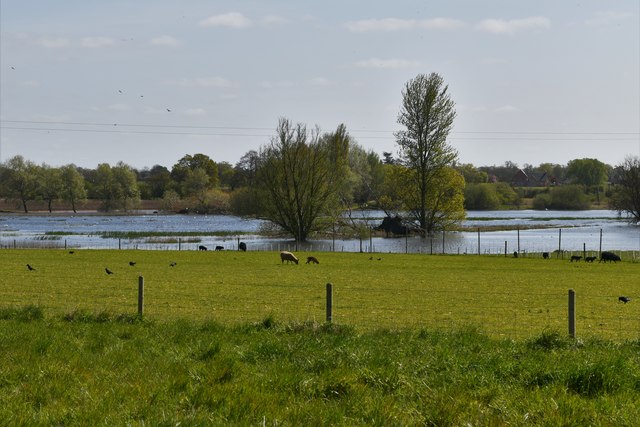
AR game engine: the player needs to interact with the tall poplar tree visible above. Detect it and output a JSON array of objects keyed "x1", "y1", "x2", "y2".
[{"x1": 394, "y1": 73, "x2": 463, "y2": 235}]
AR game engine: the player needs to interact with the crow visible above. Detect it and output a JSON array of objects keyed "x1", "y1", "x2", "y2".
[
  {"x1": 618, "y1": 296, "x2": 631, "y2": 304},
  {"x1": 129, "y1": 261, "x2": 136, "y2": 266},
  {"x1": 169, "y1": 262, "x2": 177, "y2": 267},
  {"x1": 27, "y1": 264, "x2": 35, "y2": 271},
  {"x1": 105, "y1": 268, "x2": 114, "y2": 275}
]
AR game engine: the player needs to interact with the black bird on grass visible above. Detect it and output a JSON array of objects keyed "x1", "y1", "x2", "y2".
[
  {"x1": 105, "y1": 268, "x2": 114, "y2": 275},
  {"x1": 618, "y1": 296, "x2": 631, "y2": 304},
  {"x1": 169, "y1": 262, "x2": 177, "y2": 267},
  {"x1": 27, "y1": 264, "x2": 35, "y2": 271},
  {"x1": 68, "y1": 250, "x2": 75, "y2": 254},
  {"x1": 129, "y1": 261, "x2": 136, "y2": 266}
]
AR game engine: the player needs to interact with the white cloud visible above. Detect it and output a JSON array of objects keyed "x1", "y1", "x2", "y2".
[
  {"x1": 345, "y1": 18, "x2": 416, "y2": 32},
  {"x1": 476, "y1": 16, "x2": 550, "y2": 35},
  {"x1": 150, "y1": 35, "x2": 181, "y2": 47},
  {"x1": 169, "y1": 77, "x2": 233, "y2": 88},
  {"x1": 38, "y1": 37, "x2": 70, "y2": 48},
  {"x1": 585, "y1": 11, "x2": 632, "y2": 26},
  {"x1": 81, "y1": 37, "x2": 115, "y2": 48},
  {"x1": 355, "y1": 58, "x2": 419, "y2": 69},
  {"x1": 345, "y1": 17, "x2": 464, "y2": 32},
  {"x1": 199, "y1": 12, "x2": 252, "y2": 29},
  {"x1": 419, "y1": 18, "x2": 465, "y2": 30}
]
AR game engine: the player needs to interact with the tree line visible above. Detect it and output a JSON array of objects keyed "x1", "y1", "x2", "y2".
[{"x1": 2, "y1": 73, "x2": 639, "y2": 239}]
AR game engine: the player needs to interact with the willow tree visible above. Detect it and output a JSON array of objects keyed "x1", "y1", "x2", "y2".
[
  {"x1": 256, "y1": 118, "x2": 347, "y2": 241},
  {"x1": 610, "y1": 156, "x2": 640, "y2": 223},
  {"x1": 394, "y1": 73, "x2": 462, "y2": 235}
]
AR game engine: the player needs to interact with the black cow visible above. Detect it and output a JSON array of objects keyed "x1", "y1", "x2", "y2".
[
  {"x1": 198, "y1": 245, "x2": 208, "y2": 251},
  {"x1": 375, "y1": 216, "x2": 410, "y2": 237},
  {"x1": 215, "y1": 246, "x2": 224, "y2": 251},
  {"x1": 542, "y1": 252, "x2": 549, "y2": 259},
  {"x1": 238, "y1": 242, "x2": 247, "y2": 252},
  {"x1": 599, "y1": 251, "x2": 621, "y2": 263},
  {"x1": 570, "y1": 255, "x2": 582, "y2": 262}
]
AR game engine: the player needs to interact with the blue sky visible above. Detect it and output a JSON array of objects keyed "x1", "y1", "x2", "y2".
[{"x1": 1, "y1": 0, "x2": 638, "y2": 169}]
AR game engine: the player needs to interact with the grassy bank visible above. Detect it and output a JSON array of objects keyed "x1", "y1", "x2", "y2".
[
  {"x1": 2, "y1": 250, "x2": 640, "y2": 424},
  {"x1": 1, "y1": 249, "x2": 639, "y2": 339},
  {"x1": 1, "y1": 309, "x2": 640, "y2": 425}
]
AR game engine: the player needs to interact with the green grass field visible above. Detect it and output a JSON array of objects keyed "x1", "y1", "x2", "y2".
[
  {"x1": 2, "y1": 249, "x2": 640, "y2": 425},
  {"x1": 1, "y1": 249, "x2": 639, "y2": 340}
]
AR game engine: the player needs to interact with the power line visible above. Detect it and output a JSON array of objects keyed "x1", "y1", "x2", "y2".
[{"x1": 2, "y1": 119, "x2": 639, "y2": 137}]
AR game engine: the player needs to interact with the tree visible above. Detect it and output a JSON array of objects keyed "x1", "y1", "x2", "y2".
[
  {"x1": 566, "y1": 158, "x2": 609, "y2": 203},
  {"x1": 610, "y1": 156, "x2": 640, "y2": 223},
  {"x1": 256, "y1": 118, "x2": 345, "y2": 241},
  {"x1": 394, "y1": 73, "x2": 460, "y2": 234},
  {"x1": 95, "y1": 162, "x2": 140, "y2": 211},
  {"x1": 60, "y1": 164, "x2": 87, "y2": 213},
  {"x1": 171, "y1": 153, "x2": 218, "y2": 196},
  {"x1": 2, "y1": 155, "x2": 39, "y2": 213},
  {"x1": 112, "y1": 162, "x2": 141, "y2": 211},
  {"x1": 38, "y1": 165, "x2": 64, "y2": 213},
  {"x1": 139, "y1": 165, "x2": 171, "y2": 198}
]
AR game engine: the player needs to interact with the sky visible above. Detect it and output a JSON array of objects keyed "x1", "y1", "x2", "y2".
[{"x1": 1, "y1": 0, "x2": 639, "y2": 170}]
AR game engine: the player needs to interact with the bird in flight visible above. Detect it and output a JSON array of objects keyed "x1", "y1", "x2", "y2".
[
  {"x1": 105, "y1": 268, "x2": 114, "y2": 275},
  {"x1": 166, "y1": 108, "x2": 171, "y2": 112},
  {"x1": 27, "y1": 264, "x2": 35, "y2": 271}
]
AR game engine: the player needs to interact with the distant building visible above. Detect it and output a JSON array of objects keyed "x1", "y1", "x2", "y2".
[{"x1": 511, "y1": 169, "x2": 550, "y2": 187}]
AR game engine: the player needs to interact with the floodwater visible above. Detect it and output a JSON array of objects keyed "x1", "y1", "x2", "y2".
[{"x1": 0, "y1": 210, "x2": 638, "y2": 254}]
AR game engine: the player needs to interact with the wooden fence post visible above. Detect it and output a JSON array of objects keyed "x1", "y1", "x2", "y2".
[
  {"x1": 326, "y1": 283, "x2": 333, "y2": 323},
  {"x1": 568, "y1": 289, "x2": 576, "y2": 339},
  {"x1": 138, "y1": 276, "x2": 144, "y2": 318}
]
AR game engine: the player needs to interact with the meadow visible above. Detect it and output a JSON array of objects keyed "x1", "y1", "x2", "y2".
[
  {"x1": 1, "y1": 249, "x2": 639, "y2": 339},
  {"x1": 1, "y1": 249, "x2": 640, "y2": 425}
]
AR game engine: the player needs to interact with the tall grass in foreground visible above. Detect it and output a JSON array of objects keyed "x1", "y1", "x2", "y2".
[{"x1": 0, "y1": 308, "x2": 639, "y2": 425}]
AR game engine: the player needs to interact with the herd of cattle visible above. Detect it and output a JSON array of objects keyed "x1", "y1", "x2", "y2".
[{"x1": 540, "y1": 250, "x2": 622, "y2": 263}]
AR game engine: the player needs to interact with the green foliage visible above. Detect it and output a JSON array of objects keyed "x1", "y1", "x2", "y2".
[
  {"x1": 256, "y1": 119, "x2": 346, "y2": 241},
  {"x1": 610, "y1": 156, "x2": 640, "y2": 223},
  {"x1": 549, "y1": 185, "x2": 590, "y2": 210},
  {"x1": 1, "y1": 314, "x2": 640, "y2": 424},
  {"x1": 394, "y1": 73, "x2": 460, "y2": 234},
  {"x1": 464, "y1": 183, "x2": 501, "y2": 210}
]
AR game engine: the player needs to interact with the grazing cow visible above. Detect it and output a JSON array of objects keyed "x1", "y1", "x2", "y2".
[
  {"x1": 570, "y1": 255, "x2": 582, "y2": 262},
  {"x1": 198, "y1": 245, "x2": 208, "y2": 251},
  {"x1": 513, "y1": 251, "x2": 518, "y2": 258},
  {"x1": 618, "y1": 296, "x2": 631, "y2": 304},
  {"x1": 542, "y1": 252, "x2": 549, "y2": 259},
  {"x1": 238, "y1": 242, "x2": 247, "y2": 252},
  {"x1": 215, "y1": 246, "x2": 224, "y2": 251},
  {"x1": 306, "y1": 256, "x2": 320, "y2": 264},
  {"x1": 280, "y1": 251, "x2": 299, "y2": 264},
  {"x1": 599, "y1": 251, "x2": 621, "y2": 263},
  {"x1": 585, "y1": 256, "x2": 597, "y2": 263}
]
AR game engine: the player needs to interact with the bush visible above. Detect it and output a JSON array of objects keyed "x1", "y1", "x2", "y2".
[
  {"x1": 464, "y1": 183, "x2": 501, "y2": 210},
  {"x1": 549, "y1": 185, "x2": 590, "y2": 210}
]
